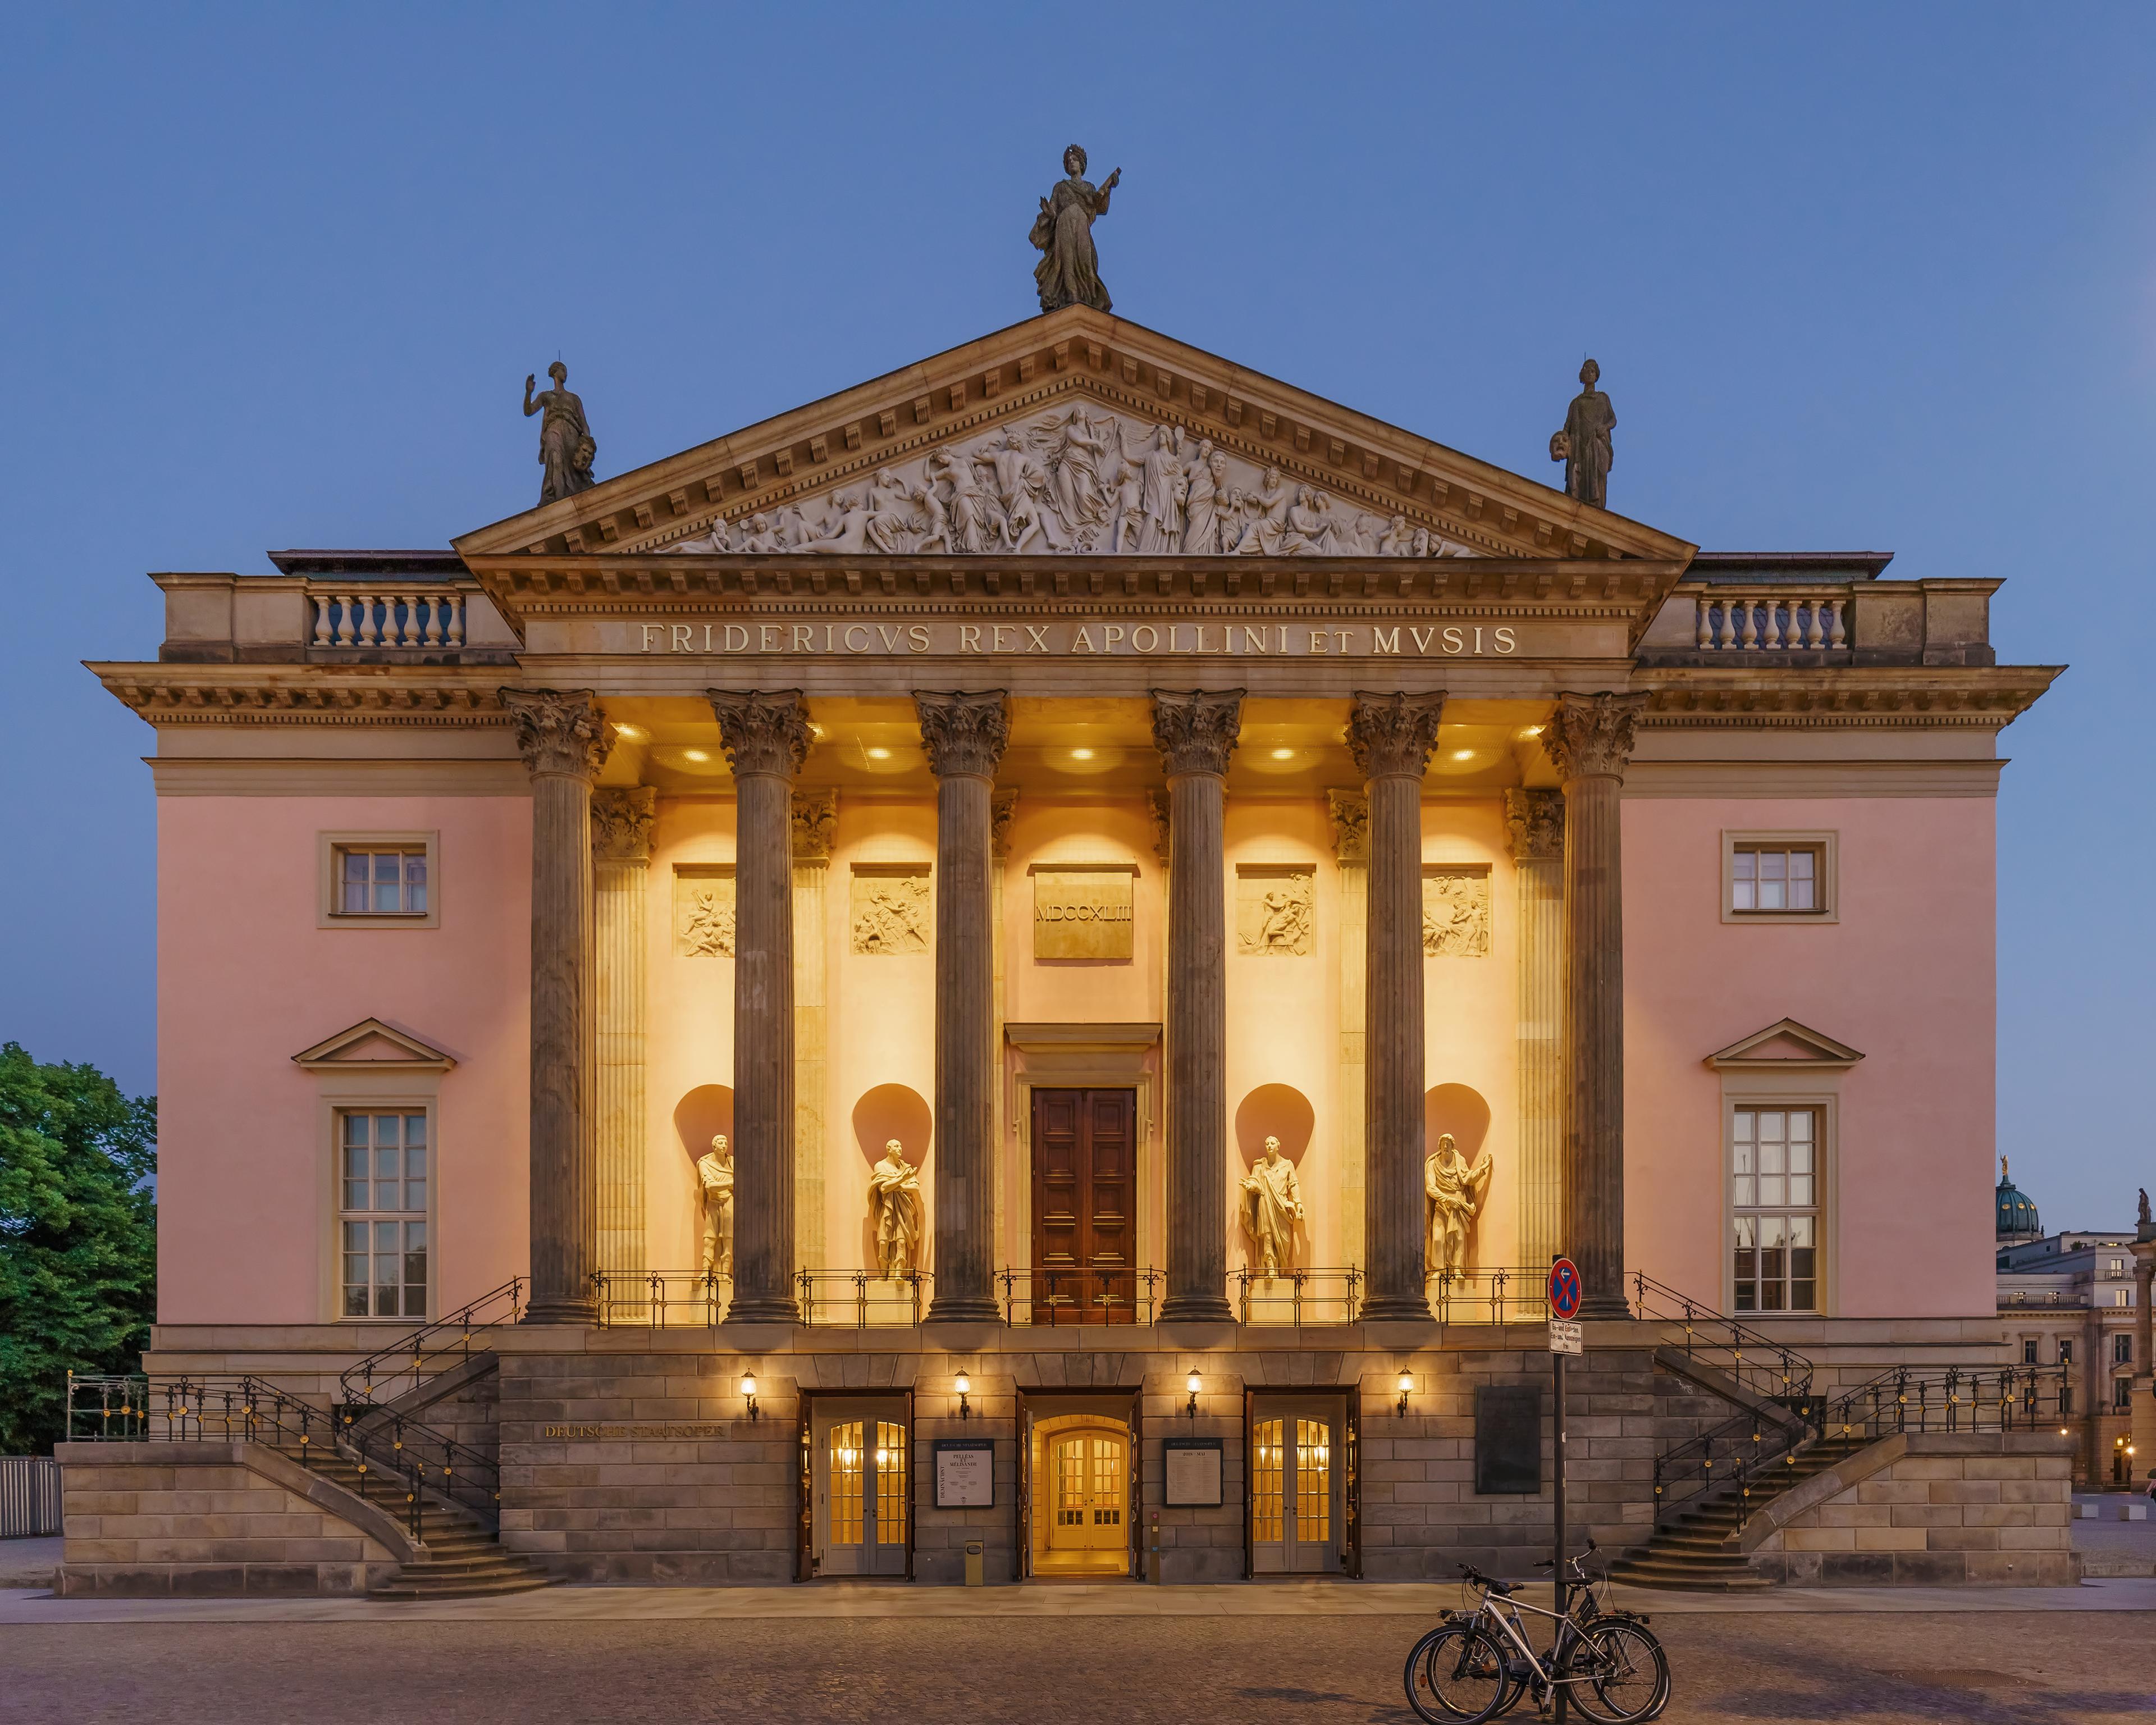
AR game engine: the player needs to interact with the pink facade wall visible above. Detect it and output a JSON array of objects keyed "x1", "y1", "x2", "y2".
[
  {"x1": 1622, "y1": 796, "x2": 1998, "y2": 1319},
  {"x1": 156, "y1": 796, "x2": 531, "y2": 1325}
]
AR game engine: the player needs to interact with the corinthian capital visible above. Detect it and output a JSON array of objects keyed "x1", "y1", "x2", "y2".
[
  {"x1": 591, "y1": 786, "x2": 657, "y2": 864},
  {"x1": 1150, "y1": 689, "x2": 1244, "y2": 778},
  {"x1": 791, "y1": 790, "x2": 837, "y2": 861},
  {"x1": 1540, "y1": 692, "x2": 1648, "y2": 782},
  {"x1": 706, "y1": 689, "x2": 812, "y2": 779},
  {"x1": 501, "y1": 687, "x2": 613, "y2": 782},
  {"x1": 1503, "y1": 788, "x2": 1564, "y2": 862},
  {"x1": 914, "y1": 690, "x2": 1011, "y2": 780},
  {"x1": 1346, "y1": 691, "x2": 1446, "y2": 779},
  {"x1": 1326, "y1": 790, "x2": 1369, "y2": 864}
]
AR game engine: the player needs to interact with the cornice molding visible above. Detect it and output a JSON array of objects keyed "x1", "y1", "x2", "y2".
[{"x1": 92, "y1": 665, "x2": 515, "y2": 727}]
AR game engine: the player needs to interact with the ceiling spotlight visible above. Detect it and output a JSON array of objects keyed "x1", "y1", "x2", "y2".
[
  {"x1": 1070, "y1": 747, "x2": 1095, "y2": 760},
  {"x1": 865, "y1": 747, "x2": 892, "y2": 760},
  {"x1": 1270, "y1": 748, "x2": 1295, "y2": 760},
  {"x1": 613, "y1": 723, "x2": 646, "y2": 742},
  {"x1": 1451, "y1": 749, "x2": 1476, "y2": 761},
  {"x1": 683, "y1": 749, "x2": 710, "y2": 763}
]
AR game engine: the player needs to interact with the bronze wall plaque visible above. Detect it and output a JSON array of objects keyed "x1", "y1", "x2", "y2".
[{"x1": 1031, "y1": 865, "x2": 1136, "y2": 960}]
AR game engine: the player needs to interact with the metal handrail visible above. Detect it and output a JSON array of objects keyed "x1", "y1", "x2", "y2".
[
  {"x1": 338, "y1": 1277, "x2": 523, "y2": 1409},
  {"x1": 796, "y1": 1268, "x2": 930, "y2": 1327},
  {"x1": 590, "y1": 1270, "x2": 733, "y2": 1329},
  {"x1": 1629, "y1": 1272, "x2": 1816, "y2": 1405},
  {"x1": 1428, "y1": 1266, "x2": 1561, "y2": 1326},
  {"x1": 997, "y1": 1266, "x2": 1161, "y2": 1326},
  {"x1": 1232, "y1": 1266, "x2": 1362, "y2": 1324}
]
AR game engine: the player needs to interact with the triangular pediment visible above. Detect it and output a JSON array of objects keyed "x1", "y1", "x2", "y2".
[
  {"x1": 454, "y1": 307, "x2": 1693, "y2": 567},
  {"x1": 1705, "y1": 1019, "x2": 1865, "y2": 1071},
  {"x1": 292, "y1": 1017, "x2": 458, "y2": 1073}
]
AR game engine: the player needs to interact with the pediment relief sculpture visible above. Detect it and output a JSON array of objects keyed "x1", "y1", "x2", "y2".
[
  {"x1": 662, "y1": 406, "x2": 1476, "y2": 561},
  {"x1": 1422, "y1": 866, "x2": 1491, "y2": 957}
]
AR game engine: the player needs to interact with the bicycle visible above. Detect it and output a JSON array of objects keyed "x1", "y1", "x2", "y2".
[{"x1": 1403, "y1": 1540, "x2": 1670, "y2": 1723}]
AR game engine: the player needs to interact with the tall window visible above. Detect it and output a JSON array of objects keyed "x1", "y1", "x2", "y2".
[
  {"x1": 2115, "y1": 1377, "x2": 2134, "y2": 1412},
  {"x1": 2022, "y1": 1338, "x2": 2039, "y2": 1365},
  {"x1": 340, "y1": 1111, "x2": 428, "y2": 1318},
  {"x1": 2116, "y1": 1333, "x2": 2134, "y2": 1366},
  {"x1": 1730, "y1": 844, "x2": 1824, "y2": 915},
  {"x1": 334, "y1": 845, "x2": 428, "y2": 917},
  {"x1": 1731, "y1": 1107, "x2": 1819, "y2": 1313},
  {"x1": 2058, "y1": 1339, "x2": 2073, "y2": 1366}
]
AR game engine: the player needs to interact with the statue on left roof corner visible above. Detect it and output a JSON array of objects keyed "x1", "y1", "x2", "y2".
[
  {"x1": 1030, "y1": 144, "x2": 1120, "y2": 314},
  {"x1": 524, "y1": 360, "x2": 597, "y2": 504}
]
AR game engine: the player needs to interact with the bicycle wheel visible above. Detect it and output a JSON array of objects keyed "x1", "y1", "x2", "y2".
[
  {"x1": 1404, "y1": 1625, "x2": 1511, "y2": 1724},
  {"x1": 1565, "y1": 1620, "x2": 1669, "y2": 1724}
]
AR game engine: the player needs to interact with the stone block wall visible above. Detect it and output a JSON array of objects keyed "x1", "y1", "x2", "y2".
[
  {"x1": 53, "y1": 1441, "x2": 409, "y2": 1596},
  {"x1": 1748, "y1": 1432, "x2": 2078, "y2": 1585}
]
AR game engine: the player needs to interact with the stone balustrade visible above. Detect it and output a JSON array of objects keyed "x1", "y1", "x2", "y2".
[
  {"x1": 309, "y1": 586, "x2": 467, "y2": 650},
  {"x1": 1695, "y1": 591, "x2": 1848, "y2": 651}
]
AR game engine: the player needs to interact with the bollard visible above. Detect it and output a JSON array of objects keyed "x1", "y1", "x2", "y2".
[
  {"x1": 965, "y1": 1539, "x2": 984, "y2": 1586},
  {"x1": 1148, "y1": 1510, "x2": 1161, "y2": 1585}
]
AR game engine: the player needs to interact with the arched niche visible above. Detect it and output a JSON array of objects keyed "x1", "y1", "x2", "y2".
[
  {"x1": 1234, "y1": 1083, "x2": 1315, "y2": 1166},
  {"x1": 674, "y1": 1084, "x2": 735, "y2": 1166},
  {"x1": 1423, "y1": 1083, "x2": 1491, "y2": 1161},
  {"x1": 851, "y1": 1083, "x2": 932, "y2": 1272}
]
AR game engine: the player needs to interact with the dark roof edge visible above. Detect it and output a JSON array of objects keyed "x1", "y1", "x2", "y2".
[
  {"x1": 267, "y1": 549, "x2": 467, "y2": 577},
  {"x1": 1690, "y1": 551, "x2": 1895, "y2": 581}
]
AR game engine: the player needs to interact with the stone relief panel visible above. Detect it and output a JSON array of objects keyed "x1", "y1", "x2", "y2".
[
  {"x1": 850, "y1": 866, "x2": 930, "y2": 956},
  {"x1": 1236, "y1": 866, "x2": 1315, "y2": 956},
  {"x1": 1031, "y1": 865, "x2": 1136, "y2": 960},
  {"x1": 664, "y1": 407, "x2": 1476, "y2": 559},
  {"x1": 673, "y1": 865, "x2": 737, "y2": 958},
  {"x1": 1422, "y1": 866, "x2": 1491, "y2": 957}
]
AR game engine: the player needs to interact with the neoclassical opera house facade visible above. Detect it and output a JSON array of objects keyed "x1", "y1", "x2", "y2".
[{"x1": 72, "y1": 303, "x2": 2076, "y2": 1596}]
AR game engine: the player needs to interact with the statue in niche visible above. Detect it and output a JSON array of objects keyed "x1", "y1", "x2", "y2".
[
  {"x1": 1425, "y1": 1133, "x2": 1493, "y2": 1275},
  {"x1": 868, "y1": 1140, "x2": 924, "y2": 1277},
  {"x1": 1240, "y1": 1137, "x2": 1305, "y2": 1279},
  {"x1": 1550, "y1": 358, "x2": 1615, "y2": 510},
  {"x1": 1030, "y1": 144, "x2": 1121, "y2": 313},
  {"x1": 523, "y1": 361, "x2": 597, "y2": 504},
  {"x1": 697, "y1": 1136, "x2": 735, "y2": 1279}
]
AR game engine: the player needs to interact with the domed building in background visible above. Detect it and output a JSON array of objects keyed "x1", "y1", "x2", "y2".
[{"x1": 1997, "y1": 1157, "x2": 2043, "y2": 1244}]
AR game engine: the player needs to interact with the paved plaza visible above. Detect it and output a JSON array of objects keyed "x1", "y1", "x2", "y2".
[{"x1": 6, "y1": 1582, "x2": 2156, "y2": 1724}]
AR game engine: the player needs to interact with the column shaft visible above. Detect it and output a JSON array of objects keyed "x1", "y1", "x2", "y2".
[
  {"x1": 592, "y1": 787, "x2": 656, "y2": 1286},
  {"x1": 1543, "y1": 693, "x2": 1647, "y2": 1320},
  {"x1": 1328, "y1": 791, "x2": 1369, "y2": 1273},
  {"x1": 792, "y1": 792, "x2": 835, "y2": 1281},
  {"x1": 710, "y1": 691, "x2": 812, "y2": 1323},
  {"x1": 502, "y1": 689, "x2": 612, "y2": 1326},
  {"x1": 1506, "y1": 790, "x2": 1565, "y2": 1274},
  {"x1": 917, "y1": 692, "x2": 1009, "y2": 1324},
  {"x1": 1349, "y1": 692, "x2": 1446, "y2": 1323},
  {"x1": 1153, "y1": 691, "x2": 1243, "y2": 1324}
]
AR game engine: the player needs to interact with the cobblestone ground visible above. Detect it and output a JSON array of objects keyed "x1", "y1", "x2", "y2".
[{"x1": 6, "y1": 1614, "x2": 2156, "y2": 1724}]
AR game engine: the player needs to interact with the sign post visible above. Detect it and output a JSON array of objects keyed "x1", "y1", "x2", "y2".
[{"x1": 1546, "y1": 1256, "x2": 1584, "y2": 1723}]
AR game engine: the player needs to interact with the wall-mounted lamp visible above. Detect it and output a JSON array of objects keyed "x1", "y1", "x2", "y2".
[
  {"x1": 1186, "y1": 1371, "x2": 1201, "y2": 1420},
  {"x1": 956, "y1": 1372, "x2": 972, "y2": 1421},
  {"x1": 741, "y1": 1373, "x2": 760, "y2": 1422},
  {"x1": 1396, "y1": 1371, "x2": 1413, "y2": 1418}
]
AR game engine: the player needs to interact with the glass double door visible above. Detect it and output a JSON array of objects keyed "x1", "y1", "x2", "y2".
[
  {"x1": 1047, "y1": 1429, "x2": 1128, "y2": 1555},
  {"x1": 813, "y1": 1400, "x2": 907, "y2": 1577},
  {"x1": 1251, "y1": 1397, "x2": 1341, "y2": 1573}
]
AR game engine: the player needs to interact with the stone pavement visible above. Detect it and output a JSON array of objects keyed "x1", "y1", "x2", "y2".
[{"x1": 4, "y1": 1605, "x2": 2155, "y2": 1724}]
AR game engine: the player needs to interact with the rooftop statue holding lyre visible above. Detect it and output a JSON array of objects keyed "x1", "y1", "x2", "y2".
[
  {"x1": 1550, "y1": 358, "x2": 1615, "y2": 510},
  {"x1": 1030, "y1": 145, "x2": 1120, "y2": 314},
  {"x1": 524, "y1": 360, "x2": 597, "y2": 505}
]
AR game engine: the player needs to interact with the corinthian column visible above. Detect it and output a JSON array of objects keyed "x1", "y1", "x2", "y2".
[
  {"x1": 501, "y1": 688, "x2": 614, "y2": 1325},
  {"x1": 1348, "y1": 692, "x2": 1446, "y2": 1322},
  {"x1": 916, "y1": 691, "x2": 1011, "y2": 1322},
  {"x1": 1542, "y1": 692, "x2": 1648, "y2": 1320},
  {"x1": 1505, "y1": 789, "x2": 1565, "y2": 1275},
  {"x1": 1327, "y1": 791, "x2": 1369, "y2": 1271},
  {"x1": 1152, "y1": 690, "x2": 1243, "y2": 1324},
  {"x1": 708, "y1": 690, "x2": 812, "y2": 1323},
  {"x1": 591, "y1": 787, "x2": 656, "y2": 1285},
  {"x1": 792, "y1": 792, "x2": 836, "y2": 1283}
]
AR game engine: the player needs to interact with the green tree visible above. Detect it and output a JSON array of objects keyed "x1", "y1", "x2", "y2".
[{"x1": 0, "y1": 1044, "x2": 156, "y2": 1454}]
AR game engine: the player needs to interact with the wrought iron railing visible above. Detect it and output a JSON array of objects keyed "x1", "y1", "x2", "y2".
[
  {"x1": 796, "y1": 1269, "x2": 929, "y2": 1327},
  {"x1": 65, "y1": 1372, "x2": 488, "y2": 1541},
  {"x1": 590, "y1": 1270, "x2": 733, "y2": 1328},
  {"x1": 1629, "y1": 1273, "x2": 1816, "y2": 1407},
  {"x1": 339, "y1": 1277, "x2": 523, "y2": 1408},
  {"x1": 1427, "y1": 1266, "x2": 1559, "y2": 1326},
  {"x1": 1649, "y1": 1364, "x2": 2070, "y2": 1528},
  {"x1": 997, "y1": 1267, "x2": 1161, "y2": 1326},
  {"x1": 1234, "y1": 1267, "x2": 1362, "y2": 1325}
]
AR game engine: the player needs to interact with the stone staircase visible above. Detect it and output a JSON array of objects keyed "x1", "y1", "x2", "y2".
[
  {"x1": 1610, "y1": 1432, "x2": 1872, "y2": 1591},
  {"x1": 276, "y1": 1446, "x2": 553, "y2": 1599}
]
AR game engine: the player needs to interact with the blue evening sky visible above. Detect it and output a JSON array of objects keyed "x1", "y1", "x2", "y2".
[{"x1": 2, "y1": 6, "x2": 2149, "y2": 1230}]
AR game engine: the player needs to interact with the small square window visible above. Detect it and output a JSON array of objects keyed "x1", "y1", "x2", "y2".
[
  {"x1": 320, "y1": 832, "x2": 438, "y2": 928},
  {"x1": 1722, "y1": 832, "x2": 1837, "y2": 925}
]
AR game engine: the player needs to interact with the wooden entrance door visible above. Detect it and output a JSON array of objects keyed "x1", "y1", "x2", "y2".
[
  {"x1": 812, "y1": 1399, "x2": 908, "y2": 1577},
  {"x1": 1250, "y1": 1397, "x2": 1342, "y2": 1574},
  {"x1": 1029, "y1": 1088, "x2": 1137, "y2": 1325}
]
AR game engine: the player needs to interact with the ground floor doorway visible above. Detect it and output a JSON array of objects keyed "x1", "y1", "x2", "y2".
[
  {"x1": 1024, "y1": 1397, "x2": 1138, "y2": 1578},
  {"x1": 805, "y1": 1393, "x2": 910, "y2": 1578},
  {"x1": 1248, "y1": 1390, "x2": 1354, "y2": 1576}
]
